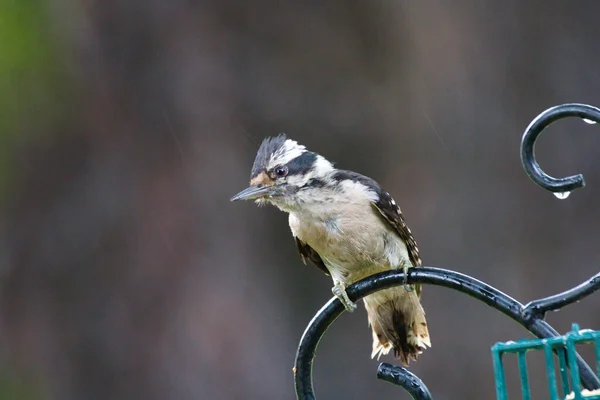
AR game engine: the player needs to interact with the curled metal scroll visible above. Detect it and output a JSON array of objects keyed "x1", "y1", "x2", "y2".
[
  {"x1": 294, "y1": 268, "x2": 600, "y2": 399},
  {"x1": 294, "y1": 103, "x2": 600, "y2": 399},
  {"x1": 521, "y1": 103, "x2": 600, "y2": 193}
]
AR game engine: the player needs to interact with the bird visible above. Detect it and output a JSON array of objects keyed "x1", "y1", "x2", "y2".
[{"x1": 231, "y1": 134, "x2": 430, "y2": 364}]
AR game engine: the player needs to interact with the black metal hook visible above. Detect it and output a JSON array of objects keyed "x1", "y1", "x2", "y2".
[
  {"x1": 294, "y1": 267, "x2": 600, "y2": 399},
  {"x1": 521, "y1": 103, "x2": 600, "y2": 193}
]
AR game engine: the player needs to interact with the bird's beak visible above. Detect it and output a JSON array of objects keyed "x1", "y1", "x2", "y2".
[{"x1": 230, "y1": 185, "x2": 272, "y2": 202}]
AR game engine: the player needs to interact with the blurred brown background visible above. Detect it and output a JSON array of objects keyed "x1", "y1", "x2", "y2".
[{"x1": 1, "y1": 1, "x2": 599, "y2": 399}]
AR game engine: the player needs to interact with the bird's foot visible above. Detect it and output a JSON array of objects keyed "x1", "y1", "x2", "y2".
[
  {"x1": 332, "y1": 282, "x2": 357, "y2": 312},
  {"x1": 400, "y1": 259, "x2": 414, "y2": 292}
]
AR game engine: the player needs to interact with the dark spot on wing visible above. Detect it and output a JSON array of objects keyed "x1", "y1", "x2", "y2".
[{"x1": 295, "y1": 237, "x2": 329, "y2": 276}]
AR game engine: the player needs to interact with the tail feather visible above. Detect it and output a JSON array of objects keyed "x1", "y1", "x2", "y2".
[{"x1": 364, "y1": 287, "x2": 431, "y2": 365}]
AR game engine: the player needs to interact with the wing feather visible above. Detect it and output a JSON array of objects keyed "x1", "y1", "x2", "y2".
[
  {"x1": 371, "y1": 190, "x2": 422, "y2": 296},
  {"x1": 294, "y1": 237, "x2": 330, "y2": 276}
]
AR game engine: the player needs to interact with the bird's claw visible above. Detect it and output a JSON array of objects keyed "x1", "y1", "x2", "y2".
[
  {"x1": 332, "y1": 283, "x2": 357, "y2": 312},
  {"x1": 400, "y1": 259, "x2": 414, "y2": 292}
]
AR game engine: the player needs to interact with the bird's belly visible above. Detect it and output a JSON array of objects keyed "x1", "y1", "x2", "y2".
[
  {"x1": 290, "y1": 213, "x2": 402, "y2": 285},
  {"x1": 320, "y1": 242, "x2": 389, "y2": 286}
]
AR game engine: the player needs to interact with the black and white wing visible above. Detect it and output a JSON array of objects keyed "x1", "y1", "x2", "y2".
[
  {"x1": 371, "y1": 189, "x2": 421, "y2": 268},
  {"x1": 332, "y1": 170, "x2": 422, "y2": 294},
  {"x1": 371, "y1": 189, "x2": 422, "y2": 296},
  {"x1": 332, "y1": 170, "x2": 421, "y2": 267}
]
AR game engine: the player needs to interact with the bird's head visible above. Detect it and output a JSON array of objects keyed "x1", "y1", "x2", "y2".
[{"x1": 230, "y1": 134, "x2": 334, "y2": 211}]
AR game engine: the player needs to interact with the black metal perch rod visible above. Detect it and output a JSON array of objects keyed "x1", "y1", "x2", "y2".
[
  {"x1": 293, "y1": 103, "x2": 600, "y2": 399},
  {"x1": 294, "y1": 268, "x2": 600, "y2": 399}
]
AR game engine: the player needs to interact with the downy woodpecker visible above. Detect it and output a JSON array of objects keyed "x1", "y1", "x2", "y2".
[{"x1": 231, "y1": 134, "x2": 431, "y2": 364}]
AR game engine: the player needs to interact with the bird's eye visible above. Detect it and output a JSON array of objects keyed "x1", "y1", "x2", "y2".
[{"x1": 274, "y1": 166, "x2": 288, "y2": 178}]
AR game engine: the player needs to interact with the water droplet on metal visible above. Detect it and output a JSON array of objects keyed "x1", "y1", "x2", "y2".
[
  {"x1": 583, "y1": 118, "x2": 597, "y2": 124},
  {"x1": 553, "y1": 191, "x2": 571, "y2": 200}
]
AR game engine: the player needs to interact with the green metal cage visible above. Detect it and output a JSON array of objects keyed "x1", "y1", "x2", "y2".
[{"x1": 492, "y1": 324, "x2": 600, "y2": 400}]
